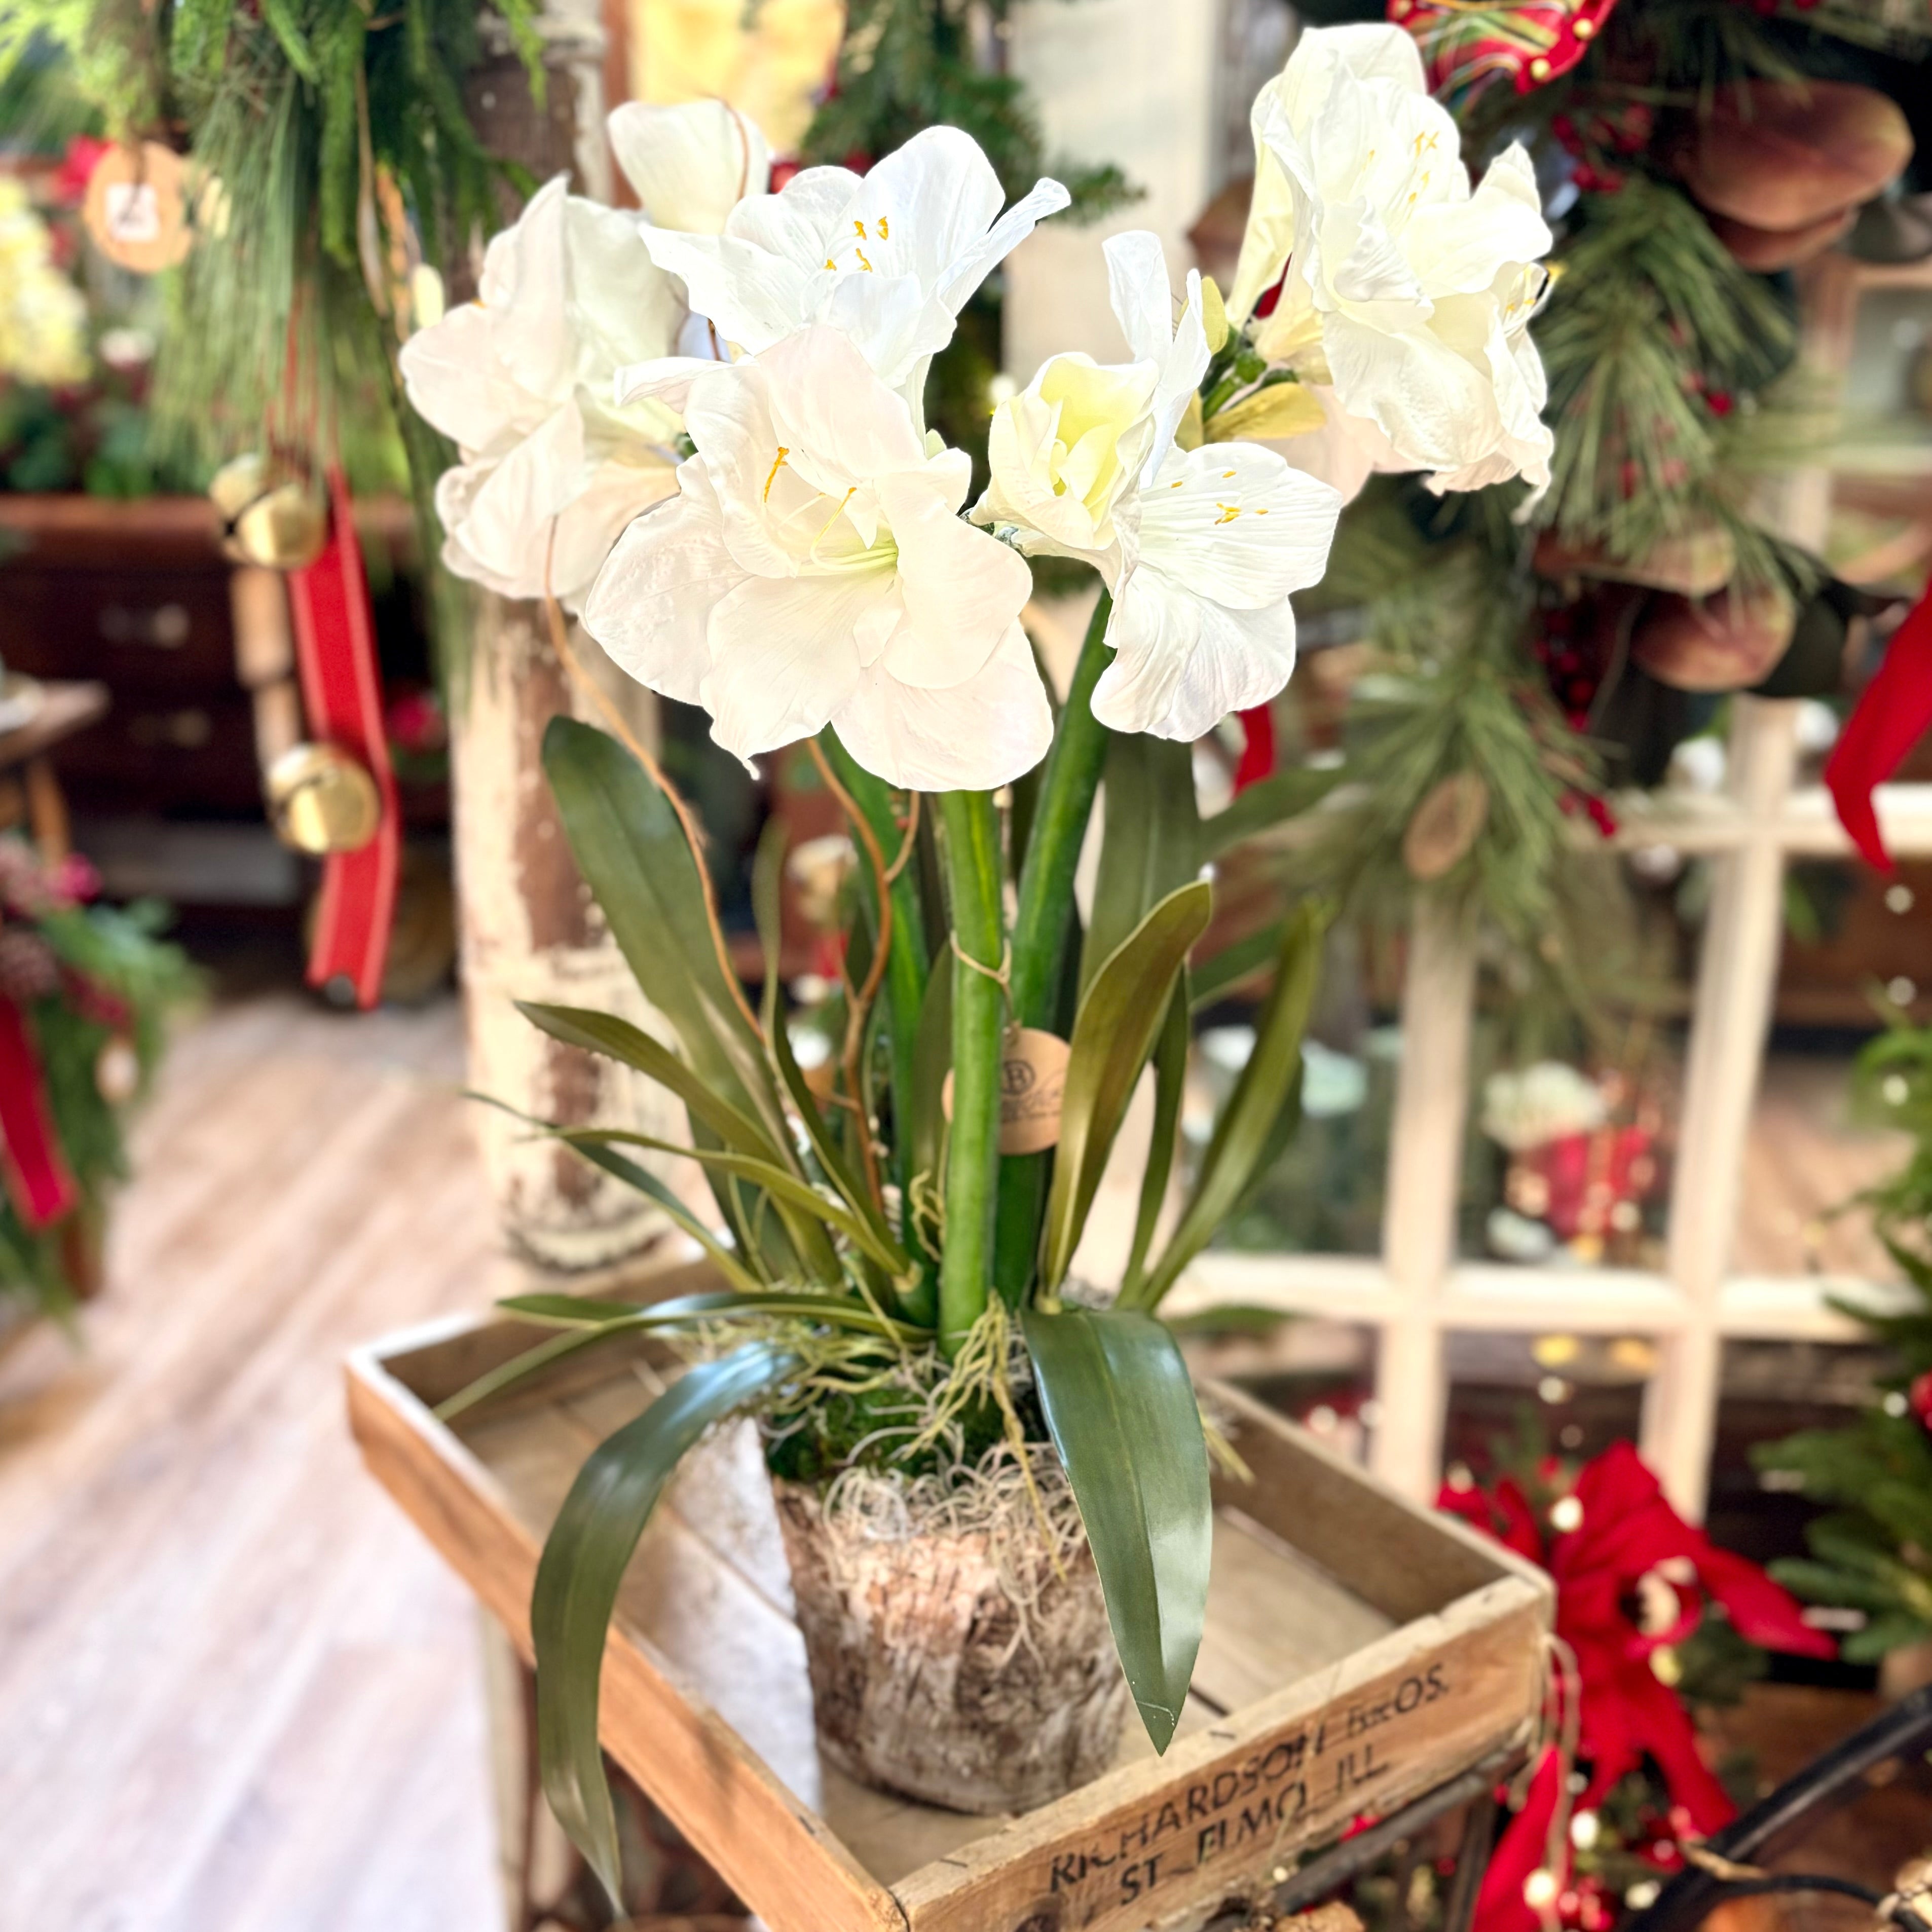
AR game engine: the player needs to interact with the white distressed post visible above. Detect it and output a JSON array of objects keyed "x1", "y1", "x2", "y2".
[{"x1": 1370, "y1": 898, "x2": 1476, "y2": 1498}]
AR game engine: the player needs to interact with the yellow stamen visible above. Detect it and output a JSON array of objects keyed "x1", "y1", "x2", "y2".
[
  {"x1": 877, "y1": 216, "x2": 889, "y2": 239},
  {"x1": 824, "y1": 257, "x2": 836, "y2": 270},
  {"x1": 1222, "y1": 469, "x2": 1236, "y2": 478},
  {"x1": 809, "y1": 487, "x2": 859, "y2": 551},
  {"x1": 854, "y1": 246, "x2": 874, "y2": 272},
  {"x1": 1216, "y1": 503, "x2": 1241, "y2": 525},
  {"x1": 853, "y1": 218, "x2": 867, "y2": 237},
  {"x1": 764, "y1": 447, "x2": 790, "y2": 501}
]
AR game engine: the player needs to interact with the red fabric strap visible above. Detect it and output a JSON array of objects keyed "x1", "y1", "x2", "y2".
[
  {"x1": 1234, "y1": 704, "x2": 1277, "y2": 793},
  {"x1": 0, "y1": 994, "x2": 79, "y2": 1231},
  {"x1": 286, "y1": 470, "x2": 399, "y2": 1009},
  {"x1": 1826, "y1": 582, "x2": 1932, "y2": 873}
]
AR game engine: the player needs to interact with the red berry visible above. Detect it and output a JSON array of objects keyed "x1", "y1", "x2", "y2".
[{"x1": 1909, "y1": 1370, "x2": 1932, "y2": 1430}]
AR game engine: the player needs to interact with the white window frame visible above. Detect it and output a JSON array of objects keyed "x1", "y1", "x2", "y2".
[{"x1": 1170, "y1": 253, "x2": 1932, "y2": 1520}]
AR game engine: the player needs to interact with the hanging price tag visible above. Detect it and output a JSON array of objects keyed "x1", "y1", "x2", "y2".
[{"x1": 942, "y1": 1026, "x2": 1071, "y2": 1155}]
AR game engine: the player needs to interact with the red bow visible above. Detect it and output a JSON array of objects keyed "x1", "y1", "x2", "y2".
[
  {"x1": 1826, "y1": 582, "x2": 1932, "y2": 873},
  {"x1": 0, "y1": 995, "x2": 79, "y2": 1231},
  {"x1": 1439, "y1": 1441, "x2": 1832, "y2": 1932}
]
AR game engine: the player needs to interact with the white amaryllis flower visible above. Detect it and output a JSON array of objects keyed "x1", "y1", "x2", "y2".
[
  {"x1": 399, "y1": 103, "x2": 766, "y2": 605},
  {"x1": 583, "y1": 325, "x2": 1048, "y2": 791},
  {"x1": 1224, "y1": 23, "x2": 1555, "y2": 498},
  {"x1": 632, "y1": 127, "x2": 1069, "y2": 399},
  {"x1": 976, "y1": 231, "x2": 1341, "y2": 741}
]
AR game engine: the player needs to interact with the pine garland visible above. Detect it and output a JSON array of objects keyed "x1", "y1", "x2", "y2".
[{"x1": 1756, "y1": 1014, "x2": 1932, "y2": 1662}]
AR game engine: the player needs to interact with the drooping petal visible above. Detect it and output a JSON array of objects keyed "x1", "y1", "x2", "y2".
[
  {"x1": 638, "y1": 226, "x2": 822, "y2": 358},
  {"x1": 1091, "y1": 567, "x2": 1200, "y2": 737},
  {"x1": 1404, "y1": 143, "x2": 1550, "y2": 300},
  {"x1": 563, "y1": 197, "x2": 686, "y2": 384},
  {"x1": 700, "y1": 572, "x2": 877, "y2": 762},
  {"x1": 935, "y1": 172, "x2": 1071, "y2": 315},
  {"x1": 1321, "y1": 310, "x2": 1498, "y2": 478},
  {"x1": 1103, "y1": 230, "x2": 1211, "y2": 481},
  {"x1": 608, "y1": 100, "x2": 769, "y2": 235},
  {"x1": 582, "y1": 462, "x2": 738, "y2": 704},
  {"x1": 758, "y1": 325, "x2": 927, "y2": 493},
  {"x1": 876, "y1": 467, "x2": 1032, "y2": 690},
  {"x1": 612, "y1": 353, "x2": 732, "y2": 414},
  {"x1": 831, "y1": 618, "x2": 1052, "y2": 790},
  {"x1": 484, "y1": 175, "x2": 576, "y2": 404},
  {"x1": 399, "y1": 298, "x2": 547, "y2": 455},
  {"x1": 548, "y1": 459, "x2": 680, "y2": 609},
  {"x1": 442, "y1": 400, "x2": 590, "y2": 596}
]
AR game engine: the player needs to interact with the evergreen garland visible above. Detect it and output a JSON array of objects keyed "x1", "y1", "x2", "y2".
[
  {"x1": 1756, "y1": 1013, "x2": 1932, "y2": 1663},
  {"x1": 0, "y1": 838, "x2": 198, "y2": 1314}
]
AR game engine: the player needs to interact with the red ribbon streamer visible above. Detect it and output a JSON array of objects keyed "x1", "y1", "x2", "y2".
[
  {"x1": 1234, "y1": 703, "x2": 1277, "y2": 792},
  {"x1": 286, "y1": 470, "x2": 399, "y2": 1009},
  {"x1": 1826, "y1": 581, "x2": 1932, "y2": 874},
  {"x1": 0, "y1": 995, "x2": 79, "y2": 1231}
]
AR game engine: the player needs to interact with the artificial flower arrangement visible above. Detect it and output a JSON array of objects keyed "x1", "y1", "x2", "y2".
[{"x1": 403, "y1": 23, "x2": 1555, "y2": 1898}]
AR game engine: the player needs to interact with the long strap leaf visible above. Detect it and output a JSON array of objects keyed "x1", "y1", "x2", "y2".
[
  {"x1": 533, "y1": 1343, "x2": 798, "y2": 1904},
  {"x1": 1196, "y1": 765, "x2": 1341, "y2": 862},
  {"x1": 1128, "y1": 902, "x2": 1326, "y2": 1311},
  {"x1": 551, "y1": 1127, "x2": 909, "y2": 1279},
  {"x1": 1121, "y1": 980, "x2": 1190, "y2": 1302},
  {"x1": 516, "y1": 1001, "x2": 784, "y2": 1165},
  {"x1": 1082, "y1": 732, "x2": 1200, "y2": 995},
  {"x1": 1022, "y1": 1307, "x2": 1211, "y2": 1754},
  {"x1": 1039, "y1": 880, "x2": 1212, "y2": 1292}
]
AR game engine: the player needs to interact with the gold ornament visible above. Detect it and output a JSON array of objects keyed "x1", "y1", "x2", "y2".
[
  {"x1": 266, "y1": 742, "x2": 381, "y2": 855},
  {"x1": 95, "y1": 1035, "x2": 140, "y2": 1105},
  {"x1": 209, "y1": 454, "x2": 328, "y2": 571}
]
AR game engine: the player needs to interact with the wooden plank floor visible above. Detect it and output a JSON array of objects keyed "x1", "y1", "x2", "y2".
[{"x1": 0, "y1": 992, "x2": 501, "y2": 1932}]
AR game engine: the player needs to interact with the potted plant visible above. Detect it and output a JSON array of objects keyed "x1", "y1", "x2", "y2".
[{"x1": 405, "y1": 26, "x2": 1555, "y2": 1900}]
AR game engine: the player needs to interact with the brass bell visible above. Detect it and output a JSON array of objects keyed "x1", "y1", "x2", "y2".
[
  {"x1": 210, "y1": 453, "x2": 328, "y2": 571},
  {"x1": 266, "y1": 741, "x2": 381, "y2": 854}
]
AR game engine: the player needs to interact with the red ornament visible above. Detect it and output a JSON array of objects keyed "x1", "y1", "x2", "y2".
[
  {"x1": 1391, "y1": 0, "x2": 1619, "y2": 109},
  {"x1": 1909, "y1": 1370, "x2": 1932, "y2": 1431}
]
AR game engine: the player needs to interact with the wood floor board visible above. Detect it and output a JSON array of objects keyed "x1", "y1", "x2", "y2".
[{"x1": 0, "y1": 992, "x2": 499, "y2": 1931}]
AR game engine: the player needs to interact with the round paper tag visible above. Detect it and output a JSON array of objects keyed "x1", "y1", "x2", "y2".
[
  {"x1": 84, "y1": 143, "x2": 192, "y2": 274},
  {"x1": 941, "y1": 1026, "x2": 1071, "y2": 1155},
  {"x1": 1402, "y1": 770, "x2": 1490, "y2": 881}
]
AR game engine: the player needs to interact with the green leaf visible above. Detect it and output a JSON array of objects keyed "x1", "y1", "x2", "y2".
[
  {"x1": 467, "y1": 1094, "x2": 767, "y2": 1294},
  {"x1": 1041, "y1": 881, "x2": 1213, "y2": 1293},
  {"x1": 542, "y1": 718, "x2": 773, "y2": 1120},
  {"x1": 551, "y1": 1128, "x2": 907, "y2": 1280},
  {"x1": 1190, "y1": 920, "x2": 1287, "y2": 1011},
  {"x1": 534, "y1": 1343, "x2": 798, "y2": 1903},
  {"x1": 1082, "y1": 733, "x2": 1201, "y2": 994},
  {"x1": 1022, "y1": 1306, "x2": 1211, "y2": 1753},
  {"x1": 1121, "y1": 981, "x2": 1190, "y2": 1302},
  {"x1": 515, "y1": 1003, "x2": 781, "y2": 1164},
  {"x1": 1198, "y1": 767, "x2": 1341, "y2": 862},
  {"x1": 1129, "y1": 903, "x2": 1325, "y2": 1311}
]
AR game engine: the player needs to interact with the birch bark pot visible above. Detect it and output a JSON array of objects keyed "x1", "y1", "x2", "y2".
[{"x1": 771, "y1": 1476, "x2": 1130, "y2": 1814}]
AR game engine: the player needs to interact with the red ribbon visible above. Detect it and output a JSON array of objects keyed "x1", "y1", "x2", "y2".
[
  {"x1": 1234, "y1": 704, "x2": 1277, "y2": 792},
  {"x1": 0, "y1": 995, "x2": 79, "y2": 1231},
  {"x1": 286, "y1": 470, "x2": 399, "y2": 1009},
  {"x1": 1826, "y1": 581, "x2": 1932, "y2": 873}
]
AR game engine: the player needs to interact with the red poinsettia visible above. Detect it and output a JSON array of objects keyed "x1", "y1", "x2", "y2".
[{"x1": 1439, "y1": 1440, "x2": 1833, "y2": 1932}]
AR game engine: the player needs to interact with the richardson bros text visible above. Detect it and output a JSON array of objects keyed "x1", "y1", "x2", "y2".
[{"x1": 1045, "y1": 1664, "x2": 1452, "y2": 1911}]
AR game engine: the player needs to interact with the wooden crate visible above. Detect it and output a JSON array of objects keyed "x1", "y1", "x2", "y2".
[{"x1": 347, "y1": 1255, "x2": 1552, "y2": 1932}]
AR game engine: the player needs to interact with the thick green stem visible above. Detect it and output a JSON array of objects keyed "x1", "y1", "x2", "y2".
[
  {"x1": 1010, "y1": 590, "x2": 1113, "y2": 1024},
  {"x1": 938, "y1": 789, "x2": 1005, "y2": 1356},
  {"x1": 993, "y1": 591, "x2": 1113, "y2": 1301}
]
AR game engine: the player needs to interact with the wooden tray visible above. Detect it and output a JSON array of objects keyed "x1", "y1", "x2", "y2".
[{"x1": 347, "y1": 1255, "x2": 1552, "y2": 1932}]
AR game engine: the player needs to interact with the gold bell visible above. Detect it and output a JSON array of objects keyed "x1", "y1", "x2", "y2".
[
  {"x1": 210, "y1": 453, "x2": 328, "y2": 571},
  {"x1": 266, "y1": 742, "x2": 381, "y2": 854}
]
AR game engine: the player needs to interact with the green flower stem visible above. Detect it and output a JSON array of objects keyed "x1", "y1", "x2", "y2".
[
  {"x1": 938, "y1": 788, "x2": 1005, "y2": 1356},
  {"x1": 819, "y1": 734, "x2": 930, "y2": 1191},
  {"x1": 993, "y1": 591, "x2": 1113, "y2": 1302}
]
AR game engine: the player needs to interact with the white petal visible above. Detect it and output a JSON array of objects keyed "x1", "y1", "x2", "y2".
[
  {"x1": 434, "y1": 463, "x2": 528, "y2": 599},
  {"x1": 850, "y1": 127, "x2": 1006, "y2": 290},
  {"x1": 1092, "y1": 568, "x2": 1198, "y2": 736},
  {"x1": 1321, "y1": 310, "x2": 1496, "y2": 476},
  {"x1": 549, "y1": 459, "x2": 679, "y2": 609},
  {"x1": 679, "y1": 360, "x2": 797, "y2": 578},
  {"x1": 1136, "y1": 443, "x2": 1341, "y2": 611},
  {"x1": 700, "y1": 573, "x2": 877, "y2": 762},
  {"x1": 1404, "y1": 145, "x2": 1551, "y2": 298},
  {"x1": 399, "y1": 299, "x2": 546, "y2": 453},
  {"x1": 608, "y1": 100, "x2": 769, "y2": 234},
  {"x1": 612, "y1": 353, "x2": 732, "y2": 413},
  {"x1": 728, "y1": 166, "x2": 858, "y2": 264},
  {"x1": 831, "y1": 619, "x2": 1051, "y2": 790},
  {"x1": 581, "y1": 464, "x2": 737, "y2": 704},
  {"x1": 1104, "y1": 230, "x2": 1175, "y2": 366},
  {"x1": 482, "y1": 176, "x2": 576, "y2": 402},
  {"x1": 562, "y1": 197, "x2": 685, "y2": 379},
  {"x1": 438, "y1": 403, "x2": 590, "y2": 599},
  {"x1": 875, "y1": 469, "x2": 1031, "y2": 690},
  {"x1": 937, "y1": 172, "x2": 1071, "y2": 315},
  {"x1": 759, "y1": 326, "x2": 926, "y2": 489},
  {"x1": 638, "y1": 226, "x2": 820, "y2": 357}
]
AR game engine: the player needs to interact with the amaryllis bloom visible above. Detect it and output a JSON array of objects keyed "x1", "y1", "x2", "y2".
[
  {"x1": 399, "y1": 103, "x2": 766, "y2": 605},
  {"x1": 1225, "y1": 24, "x2": 1555, "y2": 499},
  {"x1": 633, "y1": 126, "x2": 1069, "y2": 399},
  {"x1": 975, "y1": 231, "x2": 1341, "y2": 741},
  {"x1": 582, "y1": 325, "x2": 1047, "y2": 791}
]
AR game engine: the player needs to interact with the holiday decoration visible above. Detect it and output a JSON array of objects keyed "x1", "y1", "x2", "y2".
[
  {"x1": 1441, "y1": 1442, "x2": 1831, "y2": 1932},
  {"x1": 394, "y1": 39, "x2": 1556, "y2": 1897},
  {"x1": 1391, "y1": 0, "x2": 1620, "y2": 110},
  {"x1": 1758, "y1": 1010, "x2": 1932, "y2": 1663},
  {"x1": 0, "y1": 177, "x2": 86, "y2": 388},
  {"x1": 1826, "y1": 584, "x2": 1932, "y2": 872},
  {"x1": 79, "y1": 140, "x2": 193, "y2": 274},
  {"x1": 0, "y1": 837, "x2": 196, "y2": 1313}
]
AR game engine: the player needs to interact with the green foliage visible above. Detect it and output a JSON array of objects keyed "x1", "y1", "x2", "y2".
[
  {"x1": 0, "y1": 880, "x2": 199, "y2": 1312},
  {"x1": 1756, "y1": 1012, "x2": 1932, "y2": 1659}
]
